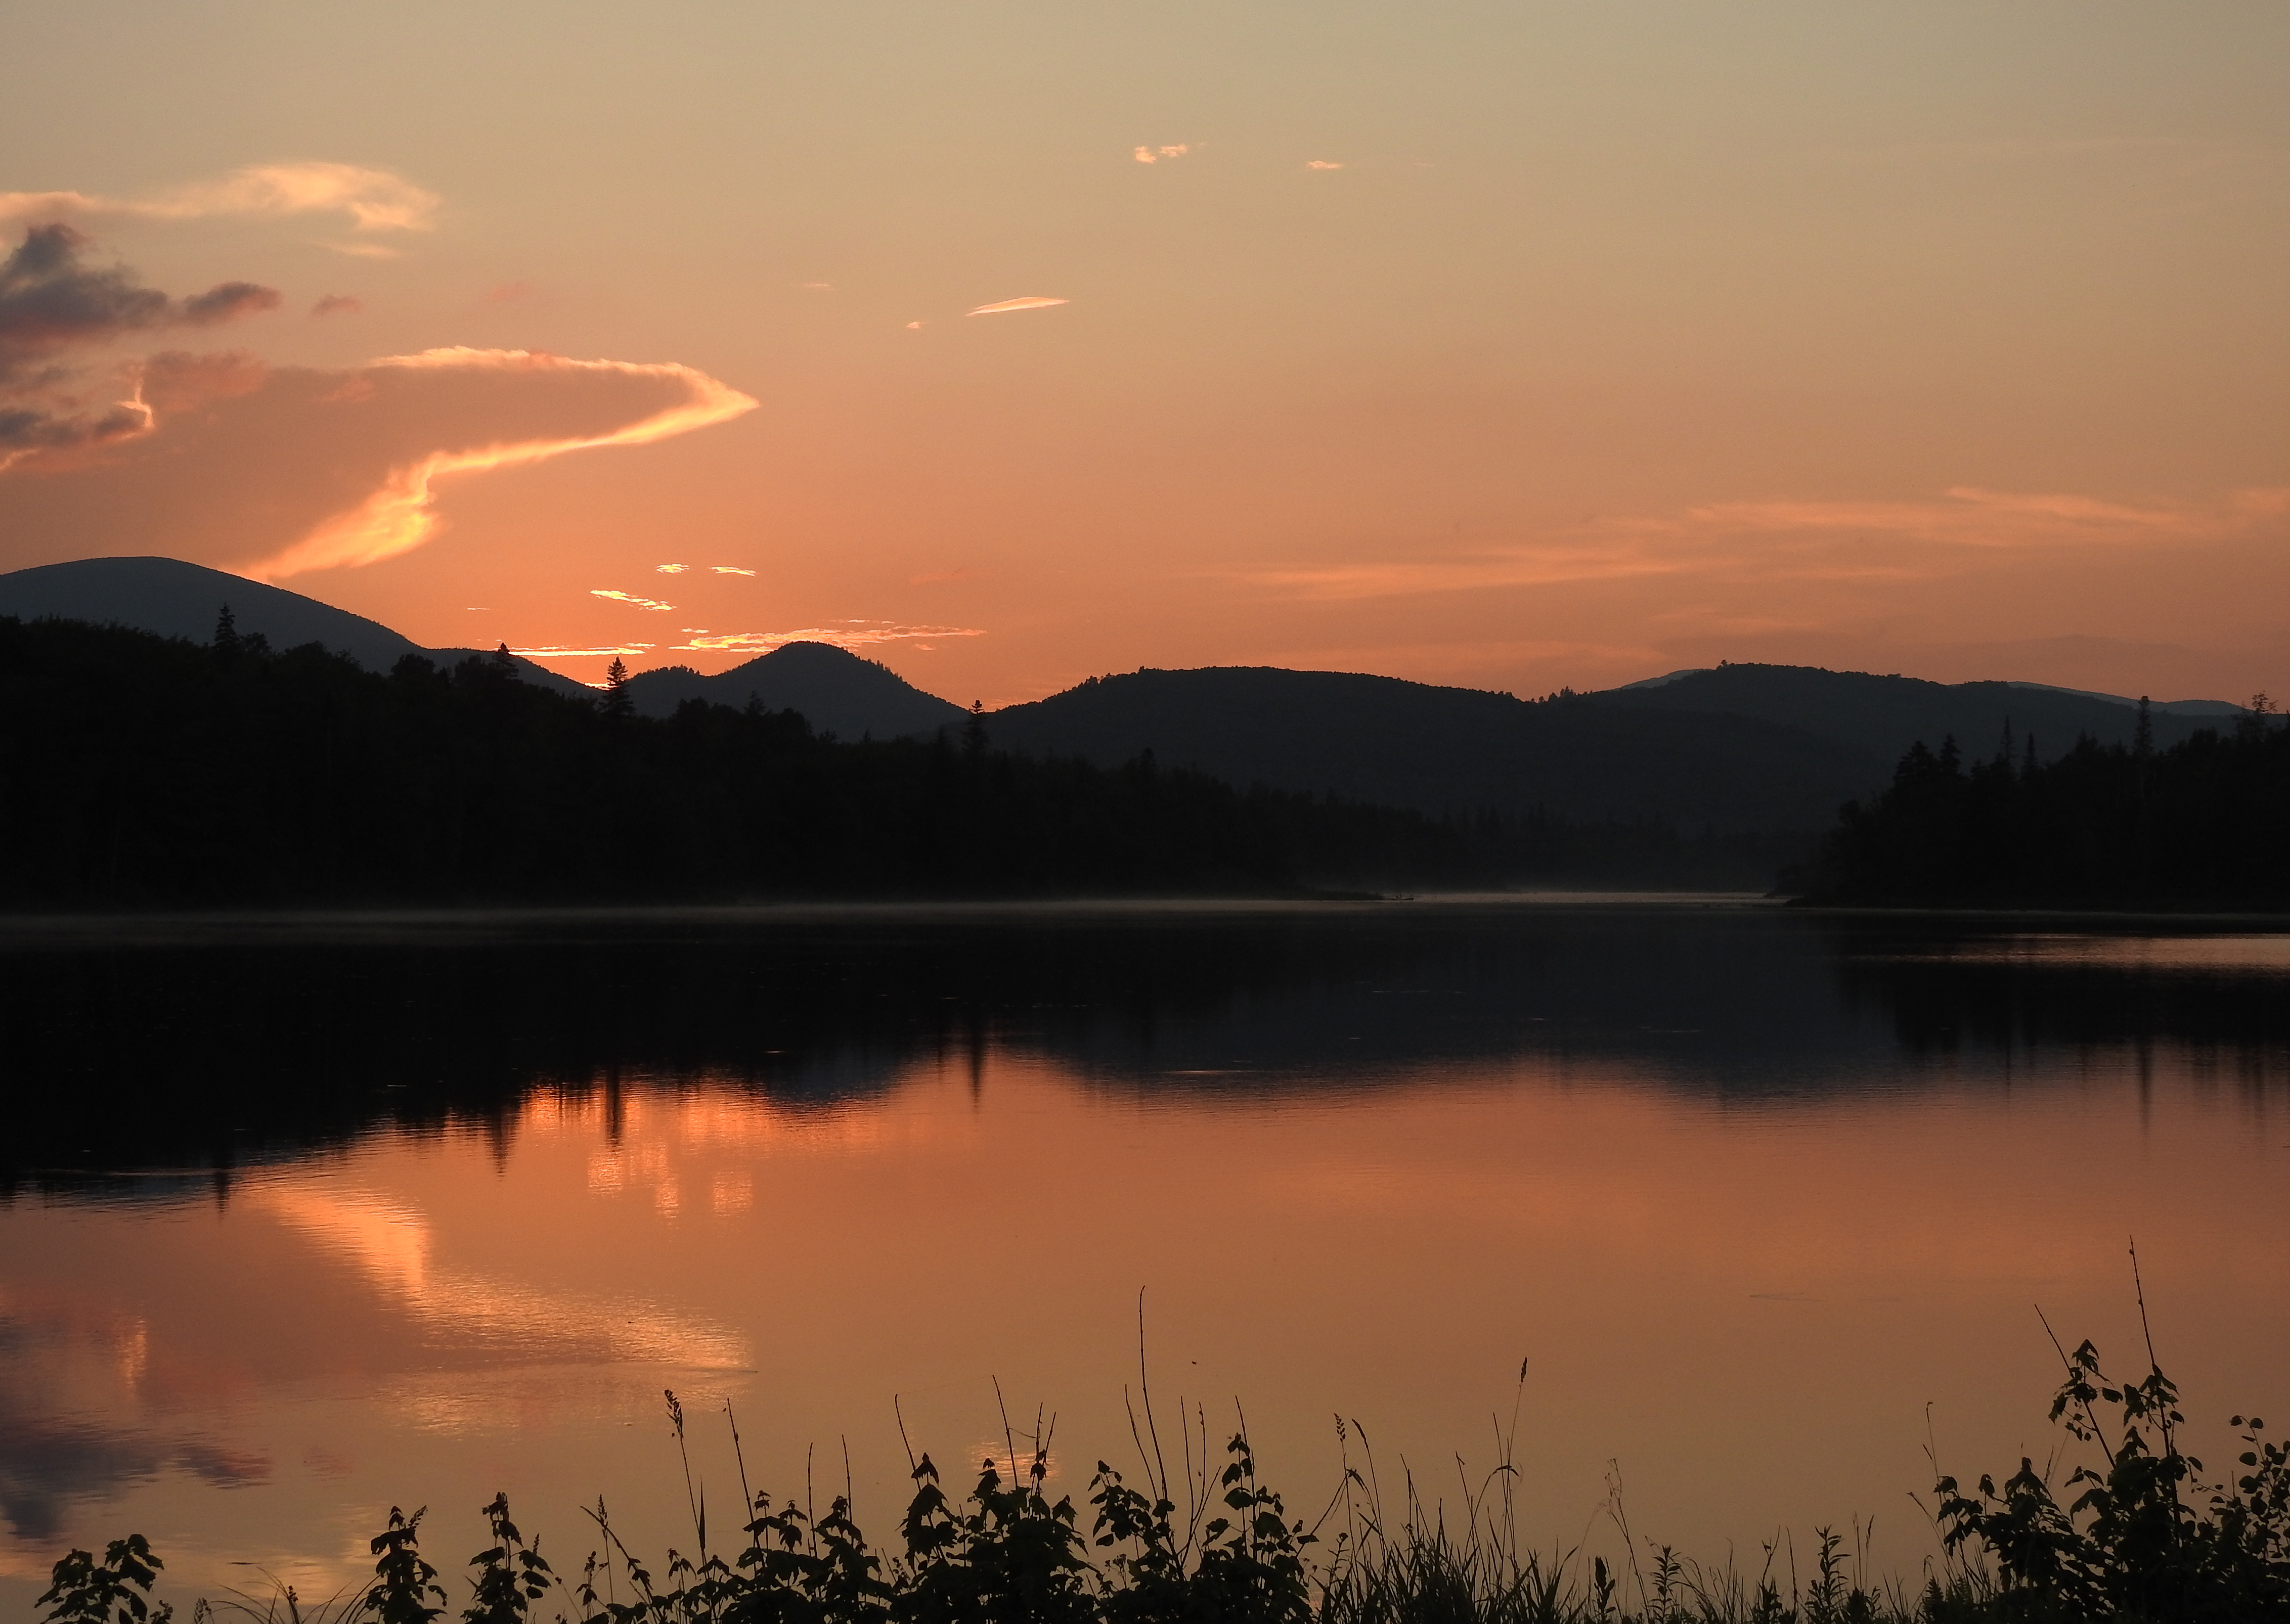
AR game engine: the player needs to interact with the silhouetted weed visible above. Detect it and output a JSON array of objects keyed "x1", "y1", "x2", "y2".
[{"x1": 39, "y1": 1309, "x2": 2290, "y2": 1624}]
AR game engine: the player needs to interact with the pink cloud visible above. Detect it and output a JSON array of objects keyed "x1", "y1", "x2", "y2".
[
  {"x1": 0, "y1": 162, "x2": 439, "y2": 236},
  {"x1": 0, "y1": 344, "x2": 758, "y2": 580},
  {"x1": 251, "y1": 349, "x2": 757, "y2": 579}
]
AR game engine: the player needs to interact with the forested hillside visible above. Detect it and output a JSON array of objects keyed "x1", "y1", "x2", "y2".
[
  {"x1": 0, "y1": 617, "x2": 1774, "y2": 905},
  {"x1": 0, "y1": 618, "x2": 1371, "y2": 903},
  {"x1": 987, "y1": 665, "x2": 1877, "y2": 832},
  {"x1": 1583, "y1": 660, "x2": 2225, "y2": 766},
  {"x1": 1809, "y1": 703, "x2": 2290, "y2": 906}
]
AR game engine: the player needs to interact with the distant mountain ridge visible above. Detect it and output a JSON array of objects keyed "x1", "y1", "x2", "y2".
[
  {"x1": 5, "y1": 556, "x2": 2251, "y2": 837},
  {"x1": 986, "y1": 665, "x2": 1880, "y2": 832},
  {"x1": 0, "y1": 556, "x2": 597, "y2": 701},
  {"x1": 0, "y1": 555, "x2": 972, "y2": 742},
  {"x1": 1574, "y1": 661, "x2": 2223, "y2": 768},
  {"x1": 618, "y1": 649, "x2": 967, "y2": 737},
  {"x1": 1622, "y1": 662, "x2": 2241, "y2": 719},
  {"x1": 985, "y1": 660, "x2": 2246, "y2": 834}
]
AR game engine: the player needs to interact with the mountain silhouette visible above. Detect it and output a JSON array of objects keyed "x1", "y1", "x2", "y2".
[
  {"x1": 11, "y1": 557, "x2": 2249, "y2": 839},
  {"x1": 1578, "y1": 662, "x2": 2225, "y2": 764},
  {"x1": 986, "y1": 666, "x2": 1883, "y2": 831},
  {"x1": 0, "y1": 556, "x2": 596, "y2": 699},
  {"x1": 619, "y1": 646, "x2": 968, "y2": 737}
]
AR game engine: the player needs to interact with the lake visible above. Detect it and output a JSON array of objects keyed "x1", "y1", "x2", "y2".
[{"x1": 3, "y1": 897, "x2": 2286, "y2": 1609}]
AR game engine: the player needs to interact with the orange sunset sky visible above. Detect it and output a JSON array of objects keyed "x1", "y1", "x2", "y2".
[{"x1": 2, "y1": 2, "x2": 2286, "y2": 704}]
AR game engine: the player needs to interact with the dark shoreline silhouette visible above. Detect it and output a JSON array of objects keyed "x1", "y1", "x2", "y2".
[
  {"x1": 0, "y1": 615, "x2": 1794, "y2": 906},
  {"x1": 1804, "y1": 700, "x2": 2290, "y2": 908}
]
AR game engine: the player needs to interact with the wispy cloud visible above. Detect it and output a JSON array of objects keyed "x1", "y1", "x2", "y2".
[
  {"x1": 1305, "y1": 160, "x2": 1345, "y2": 171},
  {"x1": 1236, "y1": 486, "x2": 2290, "y2": 602},
  {"x1": 676, "y1": 620, "x2": 984, "y2": 653},
  {"x1": 1133, "y1": 145, "x2": 1190, "y2": 164},
  {"x1": 711, "y1": 565, "x2": 756, "y2": 575},
  {"x1": 0, "y1": 162, "x2": 439, "y2": 236},
  {"x1": 592, "y1": 589, "x2": 676, "y2": 611},
  {"x1": 655, "y1": 562, "x2": 687, "y2": 573},
  {"x1": 967, "y1": 296, "x2": 1068, "y2": 316},
  {"x1": 250, "y1": 348, "x2": 758, "y2": 579},
  {"x1": 311, "y1": 293, "x2": 363, "y2": 318},
  {"x1": 509, "y1": 643, "x2": 657, "y2": 658},
  {"x1": 1247, "y1": 544, "x2": 1683, "y2": 600}
]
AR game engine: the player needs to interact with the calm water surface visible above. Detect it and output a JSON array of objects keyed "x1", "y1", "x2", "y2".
[{"x1": 2, "y1": 898, "x2": 2286, "y2": 1606}]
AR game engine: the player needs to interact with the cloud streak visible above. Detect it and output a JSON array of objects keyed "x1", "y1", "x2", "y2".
[
  {"x1": 0, "y1": 162, "x2": 440, "y2": 237},
  {"x1": 251, "y1": 348, "x2": 758, "y2": 579},
  {"x1": 676, "y1": 620, "x2": 985, "y2": 653},
  {"x1": 593, "y1": 589, "x2": 676, "y2": 611},
  {"x1": 967, "y1": 296, "x2": 1069, "y2": 315},
  {"x1": 1133, "y1": 145, "x2": 1190, "y2": 164},
  {"x1": 1238, "y1": 486, "x2": 2290, "y2": 602}
]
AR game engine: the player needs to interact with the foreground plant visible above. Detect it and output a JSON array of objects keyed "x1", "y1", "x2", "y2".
[
  {"x1": 40, "y1": 1317, "x2": 2290, "y2": 1624},
  {"x1": 1934, "y1": 1332, "x2": 2290, "y2": 1619}
]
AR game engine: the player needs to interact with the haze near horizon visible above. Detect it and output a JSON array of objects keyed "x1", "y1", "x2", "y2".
[{"x1": 2, "y1": 2, "x2": 2285, "y2": 705}]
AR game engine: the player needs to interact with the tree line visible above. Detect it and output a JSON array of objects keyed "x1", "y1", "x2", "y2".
[
  {"x1": 0, "y1": 614, "x2": 1768, "y2": 906},
  {"x1": 1809, "y1": 698, "x2": 2290, "y2": 906}
]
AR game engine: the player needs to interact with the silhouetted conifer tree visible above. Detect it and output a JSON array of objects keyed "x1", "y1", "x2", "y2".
[{"x1": 602, "y1": 656, "x2": 634, "y2": 719}]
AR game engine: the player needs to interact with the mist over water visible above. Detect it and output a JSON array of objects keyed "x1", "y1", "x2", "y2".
[{"x1": 2, "y1": 898, "x2": 2285, "y2": 1607}]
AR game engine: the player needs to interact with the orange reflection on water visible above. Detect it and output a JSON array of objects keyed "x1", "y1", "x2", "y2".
[
  {"x1": 1, "y1": 1035, "x2": 2285, "y2": 1610},
  {"x1": 1892, "y1": 932, "x2": 2290, "y2": 972}
]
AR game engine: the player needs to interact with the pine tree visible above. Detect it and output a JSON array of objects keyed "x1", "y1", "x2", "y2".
[
  {"x1": 601, "y1": 656, "x2": 634, "y2": 719},
  {"x1": 962, "y1": 699, "x2": 988, "y2": 758}
]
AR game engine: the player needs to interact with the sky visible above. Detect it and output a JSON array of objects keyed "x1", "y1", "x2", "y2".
[{"x1": 1, "y1": 1, "x2": 2286, "y2": 704}]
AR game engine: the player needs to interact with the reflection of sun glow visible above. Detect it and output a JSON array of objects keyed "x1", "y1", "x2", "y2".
[
  {"x1": 114, "y1": 1319, "x2": 149, "y2": 1395},
  {"x1": 711, "y1": 1170, "x2": 754, "y2": 1215},
  {"x1": 247, "y1": 1183, "x2": 746, "y2": 1370}
]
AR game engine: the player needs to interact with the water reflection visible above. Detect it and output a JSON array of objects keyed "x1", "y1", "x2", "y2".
[
  {"x1": 9, "y1": 901, "x2": 2287, "y2": 1191},
  {"x1": 0, "y1": 900, "x2": 2285, "y2": 1604}
]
